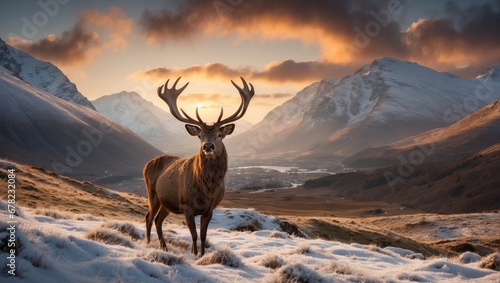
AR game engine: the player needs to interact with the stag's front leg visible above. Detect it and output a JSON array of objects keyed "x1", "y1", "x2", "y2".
[
  {"x1": 184, "y1": 211, "x2": 198, "y2": 255},
  {"x1": 199, "y1": 211, "x2": 213, "y2": 257}
]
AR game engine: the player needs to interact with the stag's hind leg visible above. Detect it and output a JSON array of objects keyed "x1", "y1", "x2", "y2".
[
  {"x1": 155, "y1": 208, "x2": 169, "y2": 251},
  {"x1": 145, "y1": 194, "x2": 161, "y2": 244}
]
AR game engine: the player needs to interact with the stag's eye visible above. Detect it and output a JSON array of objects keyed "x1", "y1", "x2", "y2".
[{"x1": 217, "y1": 133, "x2": 222, "y2": 138}]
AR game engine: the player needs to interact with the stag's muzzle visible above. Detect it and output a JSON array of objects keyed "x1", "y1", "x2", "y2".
[{"x1": 203, "y1": 143, "x2": 215, "y2": 155}]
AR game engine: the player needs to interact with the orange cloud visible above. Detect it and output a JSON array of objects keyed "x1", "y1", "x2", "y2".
[
  {"x1": 403, "y1": 15, "x2": 500, "y2": 77},
  {"x1": 7, "y1": 7, "x2": 133, "y2": 66},
  {"x1": 131, "y1": 60, "x2": 355, "y2": 84},
  {"x1": 139, "y1": 0, "x2": 500, "y2": 78},
  {"x1": 139, "y1": 0, "x2": 407, "y2": 65},
  {"x1": 81, "y1": 7, "x2": 134, "y2": 51}
]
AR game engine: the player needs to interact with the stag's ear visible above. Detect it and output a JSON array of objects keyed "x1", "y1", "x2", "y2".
[
  {"x1": 185, "y1": 124, "x2": 201, "y2": 136},
  {"x1": 220, "y1": 124, "x2": 235, "y2": 137}
]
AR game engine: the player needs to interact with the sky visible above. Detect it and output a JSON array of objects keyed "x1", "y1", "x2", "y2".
[{"x1": 1, "y1": 0, "x2": 499, "y2": 123}]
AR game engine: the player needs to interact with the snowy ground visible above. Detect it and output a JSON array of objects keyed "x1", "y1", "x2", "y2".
[{"x1": 1, "y1": 202, "x2": 498, "y2": 283}]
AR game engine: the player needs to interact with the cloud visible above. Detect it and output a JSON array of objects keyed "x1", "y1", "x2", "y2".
[
  {"x1": 403, "y1": 2, "x2": 500, "y2": 77},
  {"x1": 139, "y1": 0, "x2": 500, "y2": 78},
  {"x1": 137, "y1": 63, "x2": 252, "y2": 81},
  {"x1": 7, "y1": 7, "x2": 133, "y2": 66},
  {"x1": 80, "y1": 7, "x2": 134, "y2": 51},
  {"x1": 7, "y1": 24, "x2": 100, "y2": 65},
  {"x1": 132, "y1": 60, "x2": 355, "y2": 84},
  {"x1": 139, "y1": 0, "x2": 407, "y2": 64},
  {"x1": 254, "y1": 60, "x2": 351, "y2": 82}
]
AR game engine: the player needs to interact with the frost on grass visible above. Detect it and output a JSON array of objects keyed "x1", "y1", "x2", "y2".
[
  {"x1": 104, "y1": 222, "x2": 143, "y2": 240},
  {"x1": 269, "y1": 230, "x2": 289, "y2": 239},
  {"x1": 142, "y1": 250, "x2": 185, "y2": 266},
  {"x1": 480, "y1": 253, "x2": 500, "y2": 271},
  {"x1": 196, "y1": 245, "x2": 243, "y2": 267},
  {"x1": 33, "y1": 209, "x2": 70, "y2": 220},
  {"x1": 260, "y1": 253, "x2": 285, "y2": 269},
  {"x1": 272, "y1": 263, "x2": 326, "y2": 283},
  {"x1": 295, "y1": 243, "x2": 311, "y2": 254},
  {"x1": 326, "y1": 261, "x2": 356, "y2": 275},
  {"x1": 86, "y1": 228, "x2": 134, "y2": 248}
]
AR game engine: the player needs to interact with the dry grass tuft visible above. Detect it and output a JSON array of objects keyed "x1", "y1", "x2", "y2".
[
  {"x1": 86, "y1": 228, "x2": 134, "y2": 248},
  {"x1": 260, "y1": 253, "x2": 284, "y2": 269},
  {"x1": 269, "y1": 231, "x2": 289, "y2": 239},
  {"x1": 295, "y1": 243, "x2": 311, "y2": 254},
  {"x1": 479, "y1": 253, "x2": 500, "y2": 271},
  {"x1": 196, "y1": 245, "x2": 243, "y2": 267},
  {"x1": 273, "y1": 263, "x2": 326, "y2": 283},
  {"x1": 166, "y1": 236, "x2": 191, "y2": 253},
  {"x1": 104, "y1": 222, "x2": 142, "y2": 240},
  {"x1": 143, "y1": 250, "x2": 185, "y2": 266},
  {"x1": 33, "y1": 209, "x2": 70, "y2": 220},
  {"x1": 326, "y1": 262, "x2": 355, "y2": 275}
]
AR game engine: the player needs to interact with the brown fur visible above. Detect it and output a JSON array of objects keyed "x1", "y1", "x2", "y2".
[
  {"x1": 147, "y1": 77, "x2": 253, "y2": 257},
  {"x1": 144, "y1": 126, "x2": 230, "y2": 257}
]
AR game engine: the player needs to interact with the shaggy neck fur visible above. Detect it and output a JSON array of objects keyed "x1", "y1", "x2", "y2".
[{"x1": 193, "y1": 146, "x2": 228, "y2": 193}]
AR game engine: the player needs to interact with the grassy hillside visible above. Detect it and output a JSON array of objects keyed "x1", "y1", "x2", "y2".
[{"x1": 305, "y1": 144, "x2": 500, "y2": 214}]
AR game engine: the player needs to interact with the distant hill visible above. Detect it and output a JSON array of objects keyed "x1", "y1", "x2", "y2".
[
  {"x1": 304, "y1": 143, "x2": 500, "y2": 214},
  {"x1": 344, "y1": 100, "x2": 500, "y2": 168}
]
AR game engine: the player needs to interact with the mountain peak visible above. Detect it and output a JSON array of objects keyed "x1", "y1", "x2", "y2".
[
  {"x1": 228, "y1": 57, "x2": 500, "y2": 160},
  {"x1": 478, "y1": 65, "x2": 500, "y2": 81},
  {"x1": 0, "y1": 38, "x2": 95, "y2": 110}
]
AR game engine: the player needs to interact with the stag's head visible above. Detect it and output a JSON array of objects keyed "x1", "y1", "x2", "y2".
[{"x1": 158, "y1": 77, "x2": 254, "y2": 157}]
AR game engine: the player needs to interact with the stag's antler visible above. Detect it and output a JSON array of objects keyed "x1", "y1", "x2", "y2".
[
  {"x1": 158, "y1": 77, "x2": 205, "y2": 126},
  {"x1": 216, "y1": 77, "x2": 255, "y2": 125}
]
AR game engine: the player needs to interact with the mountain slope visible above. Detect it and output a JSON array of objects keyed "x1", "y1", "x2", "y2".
[
  {"x1": 345, "y1": 100, "x2": 500, "y2": 167},
  {"x1": 0, "y1": 38, "x2": 95, "y2": 109},
  {"x1": 305, "y1": 143, "x2": 500, "y2": 214},
  {"x1": 93, "y1": 91, "x2": 187, "y2": 153},
  {"x1": 0, "y1": 66, "x2": 160, "y2": 181},
  {"x1": 227, "y1": 58, "x2": 500, "y2": 161}
]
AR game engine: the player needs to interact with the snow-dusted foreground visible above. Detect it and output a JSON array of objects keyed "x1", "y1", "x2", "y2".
[{"x1": 1, "y1": 202, "x2": 498, "y2": 283}]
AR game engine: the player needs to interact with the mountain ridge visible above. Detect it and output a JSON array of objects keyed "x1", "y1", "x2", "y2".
[
  {"x1": 227, "y1": 57, "x2": 500, "y2": 162},
  {"x1": 93, "y1": 91, "x2": 187, "y2": 153},
  {"x1": 0, "y1": 66, "x2": 161, "y2": 182},
  {"x1": 0, "y1": 38, "x2": 95, "y2": 109}
]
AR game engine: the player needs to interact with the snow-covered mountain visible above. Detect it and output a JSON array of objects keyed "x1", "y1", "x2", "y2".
[
  {"x1": 228, "y1": 58, "x2": 500, "y2": 161},
  {"x1": 0, "y1": 66, "x2": 160, "y2": 180},
  {"x1": 93, "y1": 91, "x2": 255, "y2": 154},
  {"x1": 93, "y1": 91, "x2": 188, "y2": 153},
  {"x1": 344, "y1": 99, "x2": 500, "y2": 167},
  {"x1": 0, "y1": 38, "x2": 95, "y2": 109}
]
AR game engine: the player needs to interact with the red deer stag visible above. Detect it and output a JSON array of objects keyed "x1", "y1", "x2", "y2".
[{"x1": 144, "y1": 77, "x2": 254, "y2": 257}]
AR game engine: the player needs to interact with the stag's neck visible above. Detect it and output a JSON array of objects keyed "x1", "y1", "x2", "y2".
[{"x1": 193, "y1": 146, "x2": 228, "y2": 189}]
